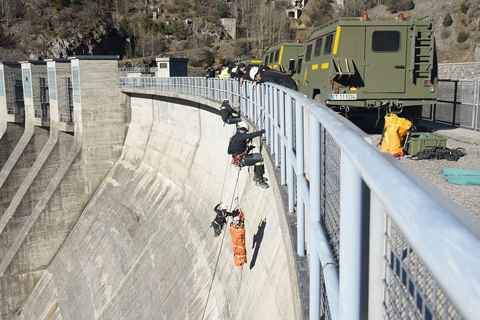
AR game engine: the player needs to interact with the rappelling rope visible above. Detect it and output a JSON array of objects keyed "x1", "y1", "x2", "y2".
[
  {"x1": 201, "y1": 168, "x2": 242, "y2": 320},
  {"x1": 155, "y1": 224, "x2": 211, "y2": 316}
]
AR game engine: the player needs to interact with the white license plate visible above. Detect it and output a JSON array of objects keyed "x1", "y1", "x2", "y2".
[{"x1": 330, "y1": 94, "x2": 357, "y2": 100}]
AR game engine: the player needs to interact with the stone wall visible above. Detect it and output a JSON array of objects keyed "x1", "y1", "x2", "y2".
[{"x1": 439, "y1": 62, "x2": 480, "y2": 79}]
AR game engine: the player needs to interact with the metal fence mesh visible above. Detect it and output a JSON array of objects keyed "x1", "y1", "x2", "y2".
[
  {"x1": 320, "y1": 128, "x2": 341, "y2": 264},
  {"x1": 385, "y1": 217, "x2": 462, "y2": 320},
  {"x1": 426, "y1": 80, "x2": 478, "y2": 129}
]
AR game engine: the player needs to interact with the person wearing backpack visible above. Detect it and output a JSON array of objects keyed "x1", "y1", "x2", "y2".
[{"x1": 228, "y1": 121, "x2": 269, "y2": 188}]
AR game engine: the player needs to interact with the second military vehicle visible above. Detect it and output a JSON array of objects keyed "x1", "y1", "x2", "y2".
[{"x1": 263, "y1": 41, "x2": 303, "y2": 75}]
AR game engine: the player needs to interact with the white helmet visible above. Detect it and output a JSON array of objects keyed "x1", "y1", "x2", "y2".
[
  {"x1": 237, "y1": 121, "x2": 249, "y2": 131},
  {"x1": 220, "y1": 203, "x2": 228, "y2": 211},
  {"x1": 250, "y1": 67, "x2": 259, "y2": 80}
]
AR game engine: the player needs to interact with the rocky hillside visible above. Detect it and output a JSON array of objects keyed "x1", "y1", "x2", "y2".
[
  {"x1": 0, "y1": 0, "x2": 478, "y2": 65},
  {"x1": 366, "y1": 1, "x2": 480, "y2": 63}
]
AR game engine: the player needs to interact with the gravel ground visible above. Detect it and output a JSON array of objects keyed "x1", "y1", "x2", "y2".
[{"x1": 370, "y1": 124, "x2": 480, "y2": 221}]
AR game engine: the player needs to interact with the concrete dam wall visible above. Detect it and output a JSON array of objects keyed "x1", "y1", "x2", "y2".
[{"x1": 15, "y1": 92, "x2": 301, "y2": 319}]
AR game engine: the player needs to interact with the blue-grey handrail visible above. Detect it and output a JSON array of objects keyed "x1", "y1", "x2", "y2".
[{"x1": 119, "y1": 76, "x2": 480, "y2": 320}]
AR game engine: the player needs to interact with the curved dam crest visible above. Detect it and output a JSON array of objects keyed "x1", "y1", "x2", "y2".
[{"x1": 17, "y1": 93, "x2": 302, "y2": 319}]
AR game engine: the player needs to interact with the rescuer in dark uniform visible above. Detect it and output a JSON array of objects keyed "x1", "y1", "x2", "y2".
[
  {"x1": 253, "y1": 66, "x2": 298, "y2": 91},
  {"x1": 220, "y1": 99, "x2": 241, "y2": 124},
  {"x1": 228, "y1": 121, "x2": 269, "y2": 188},
  {"x1": 211, "y1": 203, "x2": 240, "y2": 237}
]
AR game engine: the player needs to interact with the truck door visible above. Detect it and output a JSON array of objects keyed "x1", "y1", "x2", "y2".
[{"x1": 364, "y1": 26, "x2": 407, "y2": 93}]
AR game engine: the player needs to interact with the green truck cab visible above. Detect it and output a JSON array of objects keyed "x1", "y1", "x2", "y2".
[
  {"x1": 292, "y1": 15, "x2": 438, "y2": 120},
  {"x1": 263, "y1": 41, "x2": 304, "y2": 75},
  {"x1": 234, "y1": 55, "x2": 263, "y2": 67}
]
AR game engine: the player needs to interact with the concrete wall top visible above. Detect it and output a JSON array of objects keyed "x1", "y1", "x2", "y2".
[{"x1": 68, "y1": 55, "x2": 119, "y2": 60}]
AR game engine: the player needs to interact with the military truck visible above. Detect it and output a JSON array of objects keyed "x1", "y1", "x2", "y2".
[
  {"x1": 234, "y1": 55, "x2": 264, "y2": 67},
  {"x1": 292, "y1": 14, "x2": 438, "y2": 121},
  {"x1": 263, "y1": 41, "x2": 303, "y2": 75}
]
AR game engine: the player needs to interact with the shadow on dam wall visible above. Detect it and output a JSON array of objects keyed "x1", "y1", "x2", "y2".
[{"x1": 16, "y1": 93, "x2": 302, "y2": 319}]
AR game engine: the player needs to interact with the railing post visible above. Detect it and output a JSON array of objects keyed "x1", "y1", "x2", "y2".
[
  {"x1": 269, "y1": 87, "x2": 275, "y2": 155},
  {"x1": 280, "y1": 92, "x2": 286, "y2": 185},
  {"x1": 285, "y1": 97, "x2": 294, "y2": 208},
  {"x1": 339, "y1": 151, "x2": 370, "y2": 319},
  {"x1": 309, "y1": 115, "x2": 321, "y2": 320},
  {"x1": 296, "y1": 102, "x2": 305, "y2": 255},
  {"x1": 453, "y1": 80, "x2": 458, "y2": 126},
  {"x1": 368, "y1": 194, "x2": 387, "y2": 320},
  {"x1": 274, "y1": 88, "x2": 280, "y2": 167}
]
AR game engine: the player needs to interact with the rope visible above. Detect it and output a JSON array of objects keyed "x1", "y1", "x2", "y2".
[
  {"x1": 155, "y1": 224, "x2": 211, "y2": 315},
  {"x1": 201, "y1": 169, "x2": 242, "y2": 320},
  {"x1": 219, "y1": 157, "x2": 231, "y2": 203},
  {"x1": 231, "y1": 265, "x2": 244, "y2": 316},
  {"x1": 411, "y1": 146, "x2": 467, "y2": 161},
  {"x1": 200, "y1": 219, "x2": 228, "y2": 320}
]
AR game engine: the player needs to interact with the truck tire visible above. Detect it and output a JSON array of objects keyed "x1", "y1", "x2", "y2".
[{"x1": 400, "y1": 105, "x2": 423, "y2": 130}]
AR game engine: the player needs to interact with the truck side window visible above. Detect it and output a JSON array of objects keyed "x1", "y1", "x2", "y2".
[
  {"x1": 314, "y1": 38, "x2": 323, "y2": 57},
  {"x1": 324, "y1": 34, "x2": 334, "y2": 55},
  {"x1": 305, "y1": 44, "x2": 313, "y2": 62},
  {"x1": 264, "y1": 55, "x2": 269, "y2": 65},
  {"x1": 372, "y1": 31, "x2": 401, "y2": 52},
  {"x1": 270, "y1": 52, "x2": 275, "y2": 63},
  {"x1": 297, "y1": 58, "x2": 303, "y2": 74},
  {"x1": 274, "y1": 50, "x2": 280, "y2": 63}
]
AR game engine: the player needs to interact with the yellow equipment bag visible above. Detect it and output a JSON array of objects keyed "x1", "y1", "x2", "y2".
[{"x1": 380, "y1": 113, "x2": 412, "y2": 157}]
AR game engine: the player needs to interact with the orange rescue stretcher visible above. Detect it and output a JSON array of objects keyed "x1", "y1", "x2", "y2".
[{"x1": 230, "y1": 211, "x2": 246, "y2": 267}]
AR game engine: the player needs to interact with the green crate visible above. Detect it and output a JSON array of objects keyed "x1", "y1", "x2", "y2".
[{"x1": 407, "y1": 132, "x2": 447, "y2": 156}]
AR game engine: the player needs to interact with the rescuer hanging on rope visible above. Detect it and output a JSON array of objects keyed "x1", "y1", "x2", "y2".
[
  {"x1": 211, "y1": 203, "x2": 239, "y2": 237},
  {"x1": 228, "y1": 121, "x2": 269, "y2": 188},
  {"x1": 220, "y1": 99, "x2": 241, "y2": 125}
]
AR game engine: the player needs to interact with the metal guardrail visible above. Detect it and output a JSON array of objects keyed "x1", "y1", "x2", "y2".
[
  {"x1": 119, "y1": 77, "x2": 480, "y2": 320},
  {"x1": 424, "y1": 79, "x2": 480, "y2": 130}
]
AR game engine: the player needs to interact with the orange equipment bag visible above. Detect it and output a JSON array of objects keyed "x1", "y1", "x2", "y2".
[
  {"x1": 229, "y1": 211, "x2": 246, "y2": 267},
  {"x1": 380, "y1": 113, "x2": 412, "y2": 157}
]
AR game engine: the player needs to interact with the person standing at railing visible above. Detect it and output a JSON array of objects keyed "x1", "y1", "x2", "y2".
[
  {"x1": 220, "y1": 99, "x2": 241, "y2": 124},
  {"x1": 236, "y1": 63, "x2": 252, "y2": 83},
  {"x1": 205, "y1": 64, "x2": 215, "y2": 78},
  {"x1": 228, "y1": 121, "x2": 269, "y2": 188},
  {"x1": 218, "y1": 64, "x2": 231, "y2": 78},
  {"x1": 252, "y1": 66, "x2": 298, "y2": 91}
]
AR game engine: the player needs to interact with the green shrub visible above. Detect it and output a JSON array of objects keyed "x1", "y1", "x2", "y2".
[
  {"x1": 205, "y1": 35, "x2": 212, "y2": 47},
  {"x1": 461, "y1": 2, "x2": 468, "y2": 14},
  {"x1": 119, "y1": 17, "x2": 131, "y2": 37},
  {"x1": 442, "y1": 13, "x2": 453, "y2": 27},
  {"x1": 457, "y1": 30, "x2": 469, "y2": 43},
  {"x1": 461, "y1": 18, "x2": 467, "y2": 26},
  {"x1": 407, "y1": 0, "x2": 415, "y2": 10}
]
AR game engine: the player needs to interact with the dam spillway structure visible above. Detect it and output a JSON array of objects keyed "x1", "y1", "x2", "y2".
[{"x1": 0, "y1": 56, "x2": 128, "y2": 318}]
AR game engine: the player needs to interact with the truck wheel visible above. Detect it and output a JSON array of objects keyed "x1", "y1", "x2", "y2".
[{"x1": 400, "y1": 105, "x2": 422, "y2": 130}]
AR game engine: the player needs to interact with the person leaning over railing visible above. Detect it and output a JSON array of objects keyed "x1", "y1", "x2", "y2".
[{"x1": 252, "y1": 66, "x2": 298, "y2": 91}]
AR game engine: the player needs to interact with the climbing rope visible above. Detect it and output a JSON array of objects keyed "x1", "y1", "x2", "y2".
[
  {"x1": 411, "y1": 146, "x2": 467, "y2": 161},
  {"x1": 201, "y1": 168, "x2": 242, "y2": 320},
  {"x1": 155, "y1": 224, "x2": 211, "y2": 316}
]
